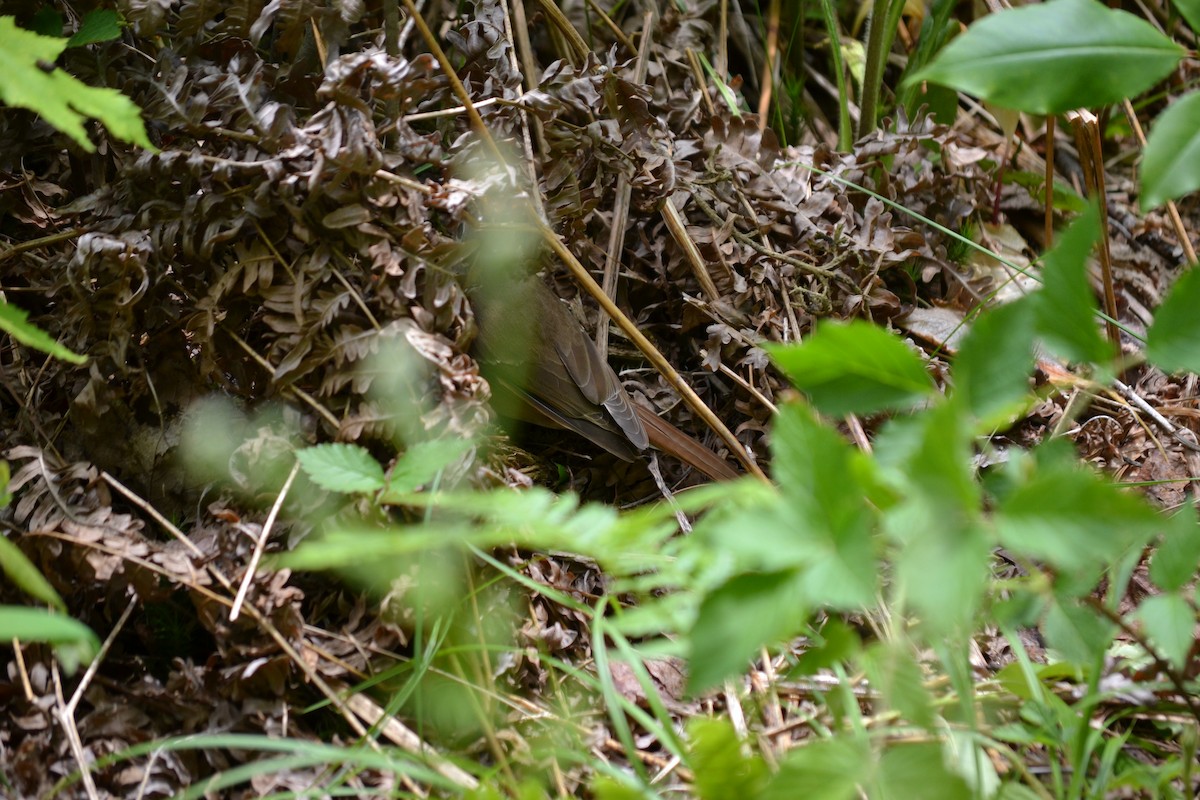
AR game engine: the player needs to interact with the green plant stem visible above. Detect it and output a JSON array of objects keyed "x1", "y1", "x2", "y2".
[
  {"x1": 858, "y1": 0, "x2": 907, "y2": 140},
  {"x1": 818, "y1": 0, "x2": 853, "y2": 151}
]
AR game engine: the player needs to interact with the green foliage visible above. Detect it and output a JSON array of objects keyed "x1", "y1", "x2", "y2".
[
  {"x1": 0, "y1": 533, "x2": 66, "y2": 612},
  {"x1": 296, "y1": 443, "x2": 387, "y2": 494},
  {"x1": 0, "y1": 15, "x2": 154, "y2": 152},
  {"x1": 0, "y1": 301, "x2": 86, "y2": 364},
  {"x1": 1146, "y1": 266, "x2": 1200, "y2": 373},
  {"x1": 1141, "y1": 93, "x2": 1200, "y2": 211},
  {"x1": 1030, "y1": 204, "x2": 1113, "y2": 365},
  {"x1": 766, "y1": 320, "x2": 936, "y2": 416},
  {"x1": 906, "y1": 0, "x2": 1184, "y2": 115},
  {"x1": 0, "y1": 607, "x2": 100, "y2": 674}
]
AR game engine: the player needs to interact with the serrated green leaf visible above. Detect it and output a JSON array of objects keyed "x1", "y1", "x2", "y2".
[
  {"x1": 1149, "y1": 506, "x2": 1200, "y2": 591},
  {"x1": 687, "y1": 570, "x2": 806, "y2": 694},
  {"x1": 296, "y1": 443, "x2": 386, "y2": 494},
  {"x1": 0, "y1": 301, "x2": 86, "y2": 364},
  {"x1": 382, "y1": 438, "x2": 474, "y2": 497},
  {"x1": 1033, "y1": 205, "x2": 1112, "y2": 365},
  {"x1": 1141, "y1": 93, "x2": 1200, "y2": 211},
  {"x1": 954, "y1": 299, "x2": 1035, "y2": 420},
  {"x1": 1135, "y1": 592, "x2": 1194, "y2": 670},
  {"x1": 0, "y1": 534, "x2": 65, "y2": 611},
  {"x1": 66, "y1": 10, "x2": 122, "y2": 48},
  {"x1": 1147, "y1": 266, "x2": 1200, "y2": 372},
  {"x1": 767, "y1": 321, "x2": 936, "y2": 416},
  {"x1": 0, "y1": 16, "x2": 154, "y2": 152},
  {"x1": 905, "y1": 0, "x2": 1184, "y2": 114}
]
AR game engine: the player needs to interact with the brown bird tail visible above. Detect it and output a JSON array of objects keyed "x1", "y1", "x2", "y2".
[{"x1": 634, "y1": 405, "x2": 741, "y2": 482}]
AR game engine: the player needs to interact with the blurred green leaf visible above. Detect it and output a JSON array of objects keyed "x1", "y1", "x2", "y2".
[
  {"x1": 767, "y1": 321, "x2": 935, "y2": 416},
  {"x1": 878, "y1": 742, "x2": 973, "y2": 799},
  {"x1": 1041, "y1": 595, "x2": 1115, "y2": 666},
  {"x1": 906, "y1": 0, "x2": 1183, "y2": 114},
  {"x1": 0, "y1": 535, "x2": 66, "y2": 611},
  {"x1": 771, "y1": 403, "x2": 879, "y2": 607},
  {"x1": 381, "y1": 438, "x2": 474, "y2": 497},
  {"x1": 687, "y1": 570, "x2": 805, "y2": 694},
  {"x1": 1141, "y1": 93, "x2": 1200, "y2": 211},
  {"x1": 1146, "y1": 266, "x2": 1200, "y2": 373},
  {"x1": 688, "y1": 718, "x2": 769, "y2": 799},
  {"x1": 862, "y1": 642, "x2": 936, "y2": 730},
  {"x1": 0, "y1": 606, "x2": 99, "y2": 673},
  {"x1": 1032, "y1": 204, "x2": 1112, "y2": 365},
  {"x1": 296, "y1": 443, "x2": 385, "y2": 494},
  {"x1": 953, "y1": 299, "x2": 1035, "y2": 420},
  {"x1": 1149, "y1": 506, "x2": 1200, "y2": 591},
  {"x1": 996, "y1": 445, "x2": 1161, "y2": 575},
  {"x1": 1135, "y1": 592, "x2": 1194, "y2": 671},
  {"x1": 765, "y1": 736, "x2": 870, "y2": 800},
  {"x1": 0, "y1": 301, "x2": 86, "y2": 364},
  {"x1": 1171, "y1": 0, "x2": 1200, "y2": 40}
]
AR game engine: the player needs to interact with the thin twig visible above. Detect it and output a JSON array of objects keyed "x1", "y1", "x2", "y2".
[
  {"x1": 101, "y1": 471, "x2": 206, "y2": 559},
  {"x1": 230, "y1": 460, "x2": 300, "y2": 621}
]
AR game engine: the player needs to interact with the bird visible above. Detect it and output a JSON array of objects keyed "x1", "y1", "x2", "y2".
[{"x1": 468, "y1": 271, "x2": 740, "y2": 482}]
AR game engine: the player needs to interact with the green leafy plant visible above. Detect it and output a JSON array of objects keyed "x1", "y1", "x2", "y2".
[
  {"x1": 0, "y1": 13, "x2": 154, "y2": 153},
  {"x1": 904, "y1": 0, "x2": 1200, "y2": 211},
  {"x1": 272, "y1": 195, "x2": 1200, "y2": 796}
]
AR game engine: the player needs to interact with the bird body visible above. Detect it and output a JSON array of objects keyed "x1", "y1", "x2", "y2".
[{"x1": 470, "y1": 272, "x2": 738, "y2": 481}]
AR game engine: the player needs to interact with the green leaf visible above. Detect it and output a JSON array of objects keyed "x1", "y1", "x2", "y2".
[
  {"x1": 0, "y1": 606, "x2": 100, "y2": 673},
  {"x1": 862, "y1": 643, "x2": 936, "y2": 730},
  {"x1": 687, "y1": 570, "x2": 806, "y2": 694},
  {"x1": 1141, "y1": 93, "x2": 1200, "y2": 211},
  {"x1": 1042, "y1": 595, "x2": 1115, "y2": 666},
  {"x1": 1149, "y1": 506, "x2": 1200, "y2": 591},
  {"x1": 769, "y1": 404, "x2": 880, "y2": 609},
  {"x1": 66, "y1": 10, "x2": 122, "y2": 48},
  {"x1": 0, "y1": 460, "x2": 9, "y2": 509},
  {"x1": 905, "y1": 0, "x2": 1184, "y2": 114},
  {"x1": 1147, "y1": 266, "x2": 1200, "y2": 373},
  {"x1": 0, "y1": 16, "x2": 155, "y2": 152},
  {"x1": 0, "y1": 301, "x2": 86, "y2": 364},
  {"x1": 1033, "y1": 204, "x2": 1112, "y2": 365},
  {"x1": 878, "y1": 743, "x2": 973, "y2": 799},
  {"x1": 1171, "y1": 0, "x2": 1200, "y2": 39},
  {"x1": 1135, "y1": 592, "x2": 1194, "y2": 671},
  {"x1": 767, "y1": 320, "x2": 936, "y2": 416},
  {"x1": 688, "y1": 718, "x2": 769, "y2": 799},
  {"x1": 995, "y1": 444, "x2": 1161, "y2": 575},
  {"x1": 0, "y1": 535, "x2": 66, "y2": 611},
  {"x1": 953, "y1": 299, "x2": 1035, "y2": 420},
  {"x1": 893, "y1": 502, "x2": 990, "y2": 636},
  {"x1": 765, "y1": 737, "x2": 871, "y2": 800},
  {"x1": 380, "y1": 438, "x2": 474, "y2": 498},
  {"x1": 296, "y1": 443, "x2": 386, "y2": 494}
]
